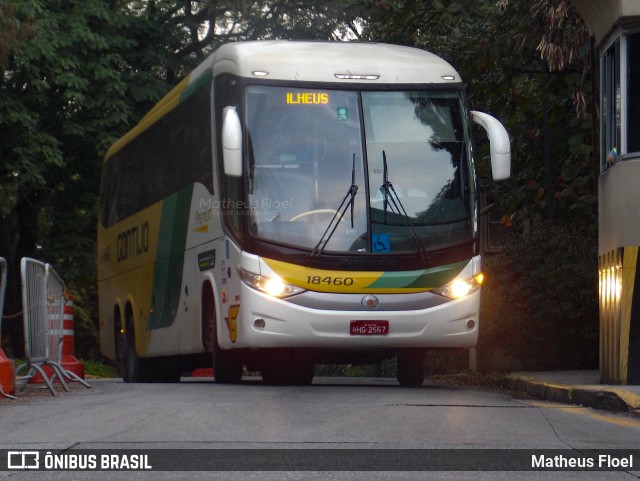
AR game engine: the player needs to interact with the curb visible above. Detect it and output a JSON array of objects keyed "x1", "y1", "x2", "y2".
[{"x1": 504, "y1": 374, "x2": 640, "y2": 414}]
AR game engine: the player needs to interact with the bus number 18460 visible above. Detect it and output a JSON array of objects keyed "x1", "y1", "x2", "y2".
[{"x1": 306, "y1": 276, "x2": 355, "y2": 287}]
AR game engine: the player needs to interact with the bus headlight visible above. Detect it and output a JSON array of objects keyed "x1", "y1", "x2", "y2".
[
  {"x1": 433, "y1": 273, "x2": 484, "y2": 300},
  {"x1": 238, "y1": 268, "x2": 305, "y2": 298}
]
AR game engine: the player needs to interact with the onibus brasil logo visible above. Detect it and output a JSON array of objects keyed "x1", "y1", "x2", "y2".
[{"x1": 7, "y1": 451, "x2": 152, "y2": 471}]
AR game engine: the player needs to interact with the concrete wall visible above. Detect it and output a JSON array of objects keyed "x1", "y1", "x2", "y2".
[{"x1": 573, "y1": 0, "x2": 640, "y2": 44}]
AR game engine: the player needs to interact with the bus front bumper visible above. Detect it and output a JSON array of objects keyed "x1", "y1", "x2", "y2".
[{"x1": 220, "y1": 285, "x2": 480, "y2": 350}]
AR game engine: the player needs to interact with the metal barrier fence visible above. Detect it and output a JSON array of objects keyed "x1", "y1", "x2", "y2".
[
  {"x1": 45, "y1": 265, "x2": 68, "y2": 386},
  {"x1": 15, "y1": 258, "x2": 90, "y2": 395},
  {"x1": 49, "y1": 266, "x2": 90, "y2": 388}
]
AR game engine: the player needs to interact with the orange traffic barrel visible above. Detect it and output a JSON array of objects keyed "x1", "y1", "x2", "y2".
[
  {"x1": 0, "y1": 348, "x2": 15, "y2": 397},
  {"x1": 60, "y1": 294, "x2": 84, "y2": 379}
]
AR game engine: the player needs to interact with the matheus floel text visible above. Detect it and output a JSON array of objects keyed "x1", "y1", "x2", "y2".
[{"x1": 532, "y1": 454, "x2": 633, "y2": 469}]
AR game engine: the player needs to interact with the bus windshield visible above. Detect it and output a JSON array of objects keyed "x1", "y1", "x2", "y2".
[{"x1": 245, "y1": 85, "x2": 473, "y2": 254}]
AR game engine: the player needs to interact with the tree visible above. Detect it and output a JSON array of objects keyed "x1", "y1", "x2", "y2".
[
  {"x1": 493, "y1": 0, "x2": 593, "y2": 226},
  {"x1": 0, "y1": 0, "x2": 135, "y2": 355}
]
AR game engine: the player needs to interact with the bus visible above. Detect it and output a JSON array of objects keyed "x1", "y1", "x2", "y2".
[{"x1": 98, "y1": 41, "x2": 510, "y2": 386}]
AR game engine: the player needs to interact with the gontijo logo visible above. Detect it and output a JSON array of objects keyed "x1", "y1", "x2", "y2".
[{"x1": 116, "y1": 221, "x2": 149, "y2": 263}]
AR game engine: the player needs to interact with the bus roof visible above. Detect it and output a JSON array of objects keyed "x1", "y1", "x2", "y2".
[
  {"x1": 208, "y1": 41, "x2": 461, "y2": 84},
  {"x1": 105, "y1": 41, "x2": 461, "y2": 160}
]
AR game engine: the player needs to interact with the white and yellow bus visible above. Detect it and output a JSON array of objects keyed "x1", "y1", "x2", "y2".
[{"x1": 98, "y1": 41, "x2": 510, "y2": 386}]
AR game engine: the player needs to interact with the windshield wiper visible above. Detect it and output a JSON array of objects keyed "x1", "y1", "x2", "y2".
[
  {"x1": 311, "y1": 154, "x2": 359, "y2": 257},
  {"x1": 379, "y1": 150, "x2": 429, "y2": 261}
]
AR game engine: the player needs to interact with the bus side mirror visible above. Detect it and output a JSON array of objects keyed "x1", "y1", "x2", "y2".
[
  {"x1": 471, "y1": 111, "x2": 511, "y2": 181},
  {"x1": 222, "y1": 106, "x2": 243, "y2": 177}
]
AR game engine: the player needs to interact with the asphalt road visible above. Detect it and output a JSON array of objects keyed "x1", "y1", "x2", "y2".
[{"x1": 1, "y1": 376, "x2": 639, "y2": 480}]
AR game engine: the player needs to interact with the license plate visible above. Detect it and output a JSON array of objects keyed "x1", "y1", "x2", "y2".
[{"x1": 350, "y1": 320, "x2": 389, "y2": 336}]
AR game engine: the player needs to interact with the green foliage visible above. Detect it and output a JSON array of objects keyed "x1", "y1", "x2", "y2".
[
  {"x1": 479, "y1": 223, "x2": 599, "y2": 370},
  {"x1": 83, "y1": 358, "x2": 118, "y2": 378},
  {"x1": 67, "y1": 290, "x2": 100, "y2": 360},
  {"x1": 467, "y1": 1, "x2": 595, "y2": 231},
  {"x1": 0, "y1": 1, "x2": 138, "y2": 357}
]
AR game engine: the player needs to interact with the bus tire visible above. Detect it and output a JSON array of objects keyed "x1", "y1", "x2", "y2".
[
  {"x1": 115, "y1": 308, "x2": 127, "y2": 380},
  {"x1": 123, "y1": 326, "x2": 148, "y2": 382},
  {"x1": 121, "y1": 307, "x2": 154, "y2": 383},
  {"x1": 396, "y1": 349, "x2": 425, "y2": 387},
  {"x1": 203, "y1": 285, "x2": 243, "y2": 384}
]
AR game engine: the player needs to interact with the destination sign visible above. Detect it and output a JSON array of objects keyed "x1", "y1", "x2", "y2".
[{"x1": 285, "y1": 92, "x2": 329, "y2": 105}]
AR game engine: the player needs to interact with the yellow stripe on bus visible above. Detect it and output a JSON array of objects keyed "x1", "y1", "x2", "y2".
[{"x1": 263, "y1": 258, "x2": 466, "y2": 294}]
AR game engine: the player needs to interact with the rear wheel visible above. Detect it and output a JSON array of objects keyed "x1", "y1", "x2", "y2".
[
  {"x1": 115, "y1": 309, "x2": 127, "y2": 380},
  {"x1": 116, "y1": 307, "x2": 139, "y2": 383},
  {"x1": 122, "y1": 322, "x2": 151, "y2": 382},
  {"x1": 396, "y1": 349, "x2": 425, "y2": 387}
]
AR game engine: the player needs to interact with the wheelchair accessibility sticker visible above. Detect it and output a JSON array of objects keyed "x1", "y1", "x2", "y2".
[{"x1": 372, "y1": 234, "x2": 391, "y2": 252}]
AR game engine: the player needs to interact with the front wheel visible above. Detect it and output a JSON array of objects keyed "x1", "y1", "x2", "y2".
[
  {"x1": 203, "y1": 285, "x2": 243, "y2": 384},
  {"x1": 211, "y1": 314, "x2": 243, "y2": 384}
]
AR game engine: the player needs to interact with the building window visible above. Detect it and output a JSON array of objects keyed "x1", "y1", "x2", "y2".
[
  {"x1": 601, "y1": 38, "x2": 620, "y2": 171},
  {"x1": 627, "y1": 33, "x2": 640, "y2": 154},
  {"x1": 601, "y1": 31, "x2": 640, "y2": 172}
]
